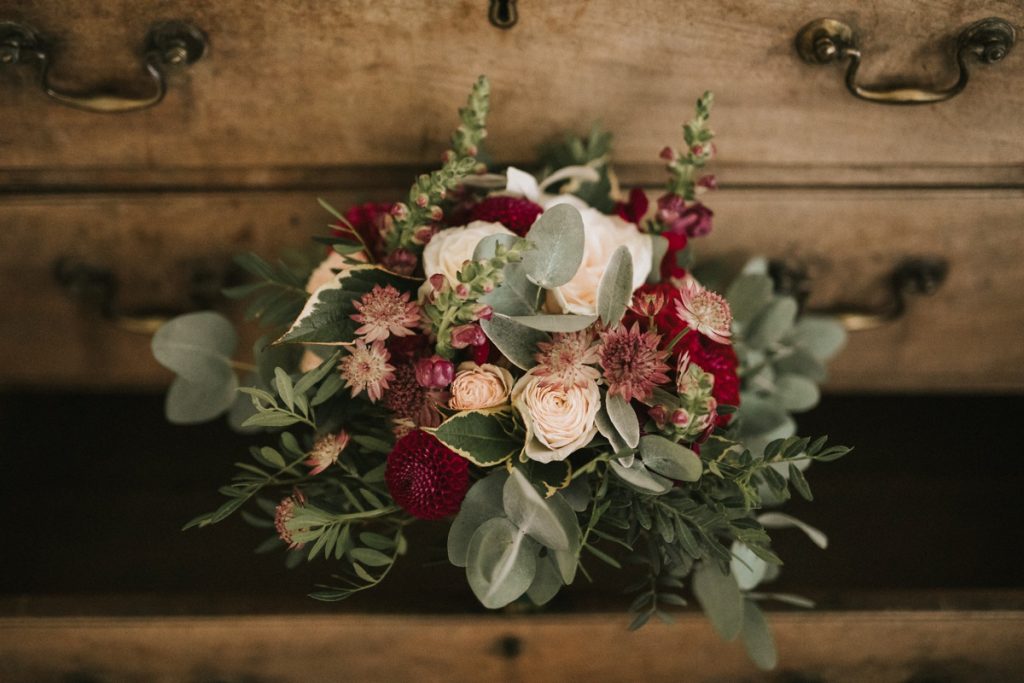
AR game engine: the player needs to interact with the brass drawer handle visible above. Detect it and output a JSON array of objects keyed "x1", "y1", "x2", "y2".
[
  {"x1": 796, "y1": 17, "x2": 1015, "y2": 104},
  {"x1": 0, "y1": 20, "x2": 206, "y2": 113},
  {"x1": 54, "y1": 258, "x2": 225, "y2": 335},
  {"x1": 769, "y1": 258, "x2": 948, "y2": 332}
]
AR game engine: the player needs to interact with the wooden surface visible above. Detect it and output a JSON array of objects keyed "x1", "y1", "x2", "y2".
[
  {"x1": 2, "y1": 188, "x2": 1021, "y2": 391},
  {"x1": 0, "y1": 0, "x2": 1022, "y2": 184},
  {"x1": 1, "y1": 611, "x2": 1022, "y2": 682}
]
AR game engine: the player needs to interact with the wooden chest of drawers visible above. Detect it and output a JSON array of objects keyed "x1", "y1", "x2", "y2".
[{"x1": 2, "y1": 1, "x2": 1022, "y2": 392}]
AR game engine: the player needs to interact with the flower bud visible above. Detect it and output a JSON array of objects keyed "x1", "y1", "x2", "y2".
[
  {"x1": 384, "y1": 248, "x2": 417, "y2": 276},
  {"x1": 415, "y1": 194, "x2": 430, "y2": 209},
  {"x1": 390, "y1": 203, "x2": 410, "y2": 221},
  {"x1": 441, "y1": 150, "x2": 455, "y2": 163},
  {"x1": 455, "y1": 283, "x2": 470, "y2": 299},
  {"x1": 473, "y1": 303, "x2": 494, "y2": 321},
  {"x1": 450, "y1": 323, "x2": 486, "y2": 349},
  {"x1": 648, "y1": 405, "x2": 668, "y2": 428},
  {"x1": 697, "y1": 175, "x2": 718, "y2": 190},
  {"x1": 429, "y1": 205, "x2": 444, "y2": 222},
  {"x1": 670, "y1": 408, "x2": 691, "y2": 427},
  {"x1": 412, "y1": 224, "x2": 435, "y2": 245},
  {"x1": 415, "y1": 355, "x2": 455, "y2": 388},
  {"x1": 659, "y1": 146, "x2": 677, "y2": 161},
  {"x1": 429, "y1": 273, "x2": 449, "y2": 293}
]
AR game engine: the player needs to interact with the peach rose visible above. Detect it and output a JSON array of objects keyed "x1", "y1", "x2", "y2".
[
  {"x1": 547, "y1": 207, "x2": 652, "y2": 316},
  {"x1": 511, "y1": 368, "x2": 600, "y2": 463},
  {"x1": 448, "y1": 362, "x2": 514, "y2": 411}
]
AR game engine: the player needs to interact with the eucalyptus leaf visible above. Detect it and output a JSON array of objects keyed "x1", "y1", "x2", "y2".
[
  {"x1": 165, "y1": 374, "x2": 239, "y2": 425},
  {"x1": 448, "y1": 471, "x2": 509, "y2": 567},
  {"x1": 152, "y1": 312, "x2": 238, "y2": 383},
  {"x1": 692, "y1": 561, "x2": 744, "y2": 641},
  {"x1": 746, "y1": 296, "x2": 798, "y2": 349},
  {"x1": 774, "y1": 374, "x2": 820, "y2": 412},
  {"x1": 648, "y1": 234, "x2": 669, "y2": 284},
  {"x1": 595, "y1": 404, "x2": 628, "y2": 453},
  {"x1": 433, "y1": 410, "x2": 520, "y2": 465},
  {"x1": 741, "y1": 600, "x2": 778, "y2": 670},
  {"x1": 596, "y1": 245, "x2": 634, "y2": 326},
  {"x1": 473, "y1": 233, "x2": 519, "y2": 261},
  {"x1": 730, "y1": 541, "x2": 768, "y2": 591},
  {"x1": 609, "y1": 457, "x2": 672, "y2": 494},
  {"x1": 639, "y1": 435, "x2": 702, "y2": 482},
  {"x1": 606, "y1": 394, "x2": 640, "y2": 449},
  {"x1": 466, "y1": 518, "x2": 539, "y2": 609},
  {"x1": 503, "y1": 468, "x2": 579, "y2": 552},
  {"x1": 507, "y1": 314, "x2": 598, "y2": 332},
  {"x1": 791, "y1": 316, "x2": 847, "y2": 361},
  {"x1": 758, "y1": 512, "x2": 828, "y2": 549},
  {"x1": 480, "y1": 314, "x2": 549, "y2": 370},
  {"x1": 773, "y1": 348, "x2": 827, "y2": 383},
  {"x1": 521, "y1": 204, "x2": 585, "y2": 288},
  {"x1": 726, "y1": 274, "x2": 774, "y2": 325},
  {"x1": 526, "y1": 551, "x2": 564, "y2": 606},
  {"x1": 480, "y1": 263, "x2": 541, "y2": 316}
]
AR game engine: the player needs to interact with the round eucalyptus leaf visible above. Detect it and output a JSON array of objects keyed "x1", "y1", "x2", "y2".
[
  {"x1": 521, "y1": 203, "x2": 585, "y2": 289},
  {"x1": 152, "y1": 312, "x2": 237, "y2": 383},
  {"x1": 466, "y1": 518, "x2": 539, "y2": 609},
  {"x1": 746, "y1": 296, "x2": 797, "y2": 349},
  {"x1": 165, "y1": 373, "x2": 238, "y2": 425},
  {"x1": 774, "y1": 374, "x2": 820, "y2": 412},
  {"x1": 448, "y1": 470, "x2": 509, "y2": 567},
  {"x1": 639, "y1": 435, "x2": 702, "y2": 482},
  {"x1": 726, "y1": 274, "x2": 774, "y2": 325},
  {"x1": 526, "y1": 551, "x2": 564, "y2": 606},
  {"x1": 503, "y1": 468, "x2": 579, "y2": 551},
  {"x1": 609, "y1": 457, "x2": 672, "y2": 494},
  {"x1": 790, "y1": 315, "x2": 847, "y2": 361}
]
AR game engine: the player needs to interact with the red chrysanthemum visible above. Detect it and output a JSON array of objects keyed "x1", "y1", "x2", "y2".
[
  {"x1": 385, "y1": 430, "x2": 469, "y2": 520},
  {"x1": 468, "y1": 196, "x2": 543, "y2": 236}
]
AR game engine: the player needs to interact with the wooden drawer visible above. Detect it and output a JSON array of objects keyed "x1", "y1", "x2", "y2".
[
  {"x1": 1, "y1": 187, "x2": 1021, "y2": 391},
  {"x1": 1, "y1": 1, "x2": 1022, "y2": 187}
]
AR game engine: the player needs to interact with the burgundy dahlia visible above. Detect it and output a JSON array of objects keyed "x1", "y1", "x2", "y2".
[
  {"x1": 385, "y1": 430, "x2": 469, "y2": 520},
  {"x1": 468, "y1": 196, "x2": 543, "y2": 236}
]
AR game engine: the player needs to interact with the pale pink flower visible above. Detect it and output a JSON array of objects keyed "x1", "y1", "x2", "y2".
[
  {"x1": 674, "y1": 280, "x2": 733, "y2": 344},
  {"x1": 599, "y1": 323, "x2": 671, "y2": 402},
  {"x1": 338, "y1": 339, "x2": 395, "y2": 403},
  {"x1": 351, "y1": 284, "x2": 421, "y2": 342},
  {"x1": 274, "y1": 489, "x2": 307, "y2": 549},
  {"x1": 533, "y1": 329, "x2": 601, "y2": 389},
  {"x1": 305, "y1": 431, "x2": 350, "y2": 475},
  {"x1": 449, "y1": 362, "x2": 514, "y2": 411}
]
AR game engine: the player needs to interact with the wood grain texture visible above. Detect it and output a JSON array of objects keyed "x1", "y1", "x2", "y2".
[
  {"x1": 1, "y1": 611, "x2": 1022, "y2": 682},
  {"x1": 1, "y1": 187, "x2": 1021, "y2": 391},
  {"x1": 0, "y1": 0, "x2": 1022, "y2": 180}
]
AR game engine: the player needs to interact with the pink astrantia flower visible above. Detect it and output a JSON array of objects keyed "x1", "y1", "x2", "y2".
[
  {"x1": 305, "y1": 431, "x2": 350, "y2": 476},
  {"x1": 533, "y1": 329, "x2": 601, "y2": 389},
  {"x1": 674, "y1": 280, "x2": 733, "y2": 345},
  {"x1": 351, "y1": 284, "x2": 421, "y2": 342},
  {"x1": 598, "y1": 323, "x2": 671, "y2": 402},
  {"x1": 338, "y1": 339, "x2": 396, "y2": 403},
  {"x1": 274, "y1": 489, "x2": 307, "y2": 549}
]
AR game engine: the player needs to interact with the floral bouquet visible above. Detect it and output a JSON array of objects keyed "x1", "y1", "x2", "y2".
[{"x1": 153, "y1": 77, "x2": 850, "y2": 669}]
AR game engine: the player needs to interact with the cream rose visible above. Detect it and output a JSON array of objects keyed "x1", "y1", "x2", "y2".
[
  {"x1": 512, "y1": 369, "x2": 600, "y2": 463},
  {"x1": 547, "y1": 208, "x2": 652, "y2": 316},
  {"x1": 422, "y1": 221, "x2": 515, "y2": 285},
  {"x1": 449, "y1": 362, "x2": 514, "y2": 411}
]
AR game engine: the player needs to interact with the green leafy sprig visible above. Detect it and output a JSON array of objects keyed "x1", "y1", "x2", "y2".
[{"x1": 666, "y1": 91, "x2": 715, "y2": 200}]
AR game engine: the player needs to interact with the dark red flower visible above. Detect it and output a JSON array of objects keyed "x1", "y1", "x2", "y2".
[
  {"x1": 680, "y1": 332, "x2": 740, "y2": 427},
  {"x1": 625, "y1": 284, "x2": 739, "y2": 426},
  {"x1": 614, "y1": 187, "x2": 650, "y2": 224},
  {"x1": 656, "y1": 194, "x2": 714, "y2": 238},
  {"x1": 660, "y1": 231, "x2": 689, "y2": 282},
  {"x1": 468, "y1": 196, "x2": 543, "y2": 236},
  {"x1": 385, "y1": 430, "x2": 469, "y2": 520},
  {"x1": 333, "y1": 202, "x2": 393, "y2": 259}
]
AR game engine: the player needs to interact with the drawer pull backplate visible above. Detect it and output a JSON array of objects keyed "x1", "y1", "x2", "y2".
[
  {"x1": 0, "y1": 20, "x2": 206, "y2": 113},
  {"x1": 795, "y1": 17, "x2": 1015, "y2": 105}
]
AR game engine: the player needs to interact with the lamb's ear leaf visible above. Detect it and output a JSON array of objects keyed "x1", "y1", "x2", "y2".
[
  {"x1": 596, "y1": 245, "x2": 634, "y2": 326},
  {"x1": 480, "y1": 314, "x2": 549, "y2": 370}
]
